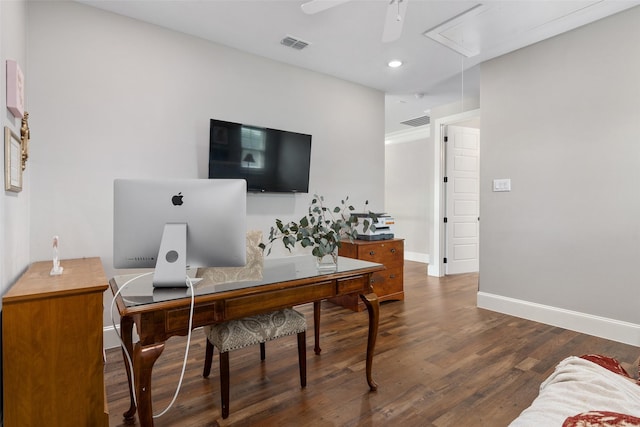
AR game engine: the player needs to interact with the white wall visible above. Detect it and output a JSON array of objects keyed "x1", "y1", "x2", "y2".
[
  {"x1": 1, "y1": 0, "x2": 28, "y2": 420},
  {"x1": 478, "y1": 6, "x2": 640, "y2": 345},
  {"x1": 428, "y1": 99, "x2": 480, "y2": 276},
  {"x1": 26, "y1": 2, "x2": 385, "y2": 325},
  {"x1": 1, "y1": 0, "x2": 29, "y2": 306},
  {"x1": 383, "y1": 98, "x2": 480, "y2": 269},
  {"x1": 384, "y1": 127, "x2": 431, "y2": 263}
]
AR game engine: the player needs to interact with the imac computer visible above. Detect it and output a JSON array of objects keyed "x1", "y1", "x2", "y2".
[{"x1": 113, "y1": 178, "x2": 247, "y2": 287}]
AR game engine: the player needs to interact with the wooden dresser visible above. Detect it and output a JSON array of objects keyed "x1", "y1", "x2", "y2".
[
  {"x1": 2, "y1": 257, "x2": 109, "y2": 427},
  {"x1": 329, "y1": 238, "x2": 404, "y2": 311}
]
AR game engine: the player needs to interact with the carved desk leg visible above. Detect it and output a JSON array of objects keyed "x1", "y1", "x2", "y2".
[
  {"x1": 360, "y1": 292, "x2": 379, "y2": 391},
  {"x1": 120, "y1": 316, "x2": 137, "y2": 421},
  {"x1": 133, "y1": 341, "x2": 166, "y2": 427},
  {"x1": 313, "y1": 300, "x2": 321, "y2": 355}
]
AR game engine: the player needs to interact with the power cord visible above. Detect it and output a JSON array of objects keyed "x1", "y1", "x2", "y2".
[{"x1": 110, "y1": 272, "x2": 196, "y2": 419}]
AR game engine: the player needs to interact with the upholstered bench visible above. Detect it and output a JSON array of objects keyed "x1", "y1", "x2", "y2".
[{"x1": 203, "y1": 308, "x2": 307, "y2": 419}]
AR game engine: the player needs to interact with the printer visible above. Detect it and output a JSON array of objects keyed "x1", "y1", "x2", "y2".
[{"x1": 351, "y1": 214, "x2": 395, "y2": 241}]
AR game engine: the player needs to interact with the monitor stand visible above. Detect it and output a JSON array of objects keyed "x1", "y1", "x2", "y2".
[{"x1": 153, "y1": 223, "x2": 188, "y2": 288}]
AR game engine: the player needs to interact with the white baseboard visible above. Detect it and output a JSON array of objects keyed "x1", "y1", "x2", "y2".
[
  {"x1": 477, "y1": 291, "x2": 640, "y2": 346},
  {"x1": 404, "y1": 251, "x2": 429, "y2": 264},
  {"x1": 401, "y1": 252, "x2": 441, "y2": 276},
  {"x1": 427, "y1": 264, "x2": 440, "y2": 277},
  {"x1": 104, "y1": 325, "x2": 122, "y2": 350}
]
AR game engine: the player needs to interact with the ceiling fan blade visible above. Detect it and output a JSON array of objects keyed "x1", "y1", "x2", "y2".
[
  {"x1": 301, "y1": 0, "x2": 352, "y2": 15},
  {"x1": 382, "y1": 0, "x2": 408, "y2": 43}
]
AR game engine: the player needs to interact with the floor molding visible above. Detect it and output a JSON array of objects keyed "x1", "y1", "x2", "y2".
[
  {"x1": 404, "y1": 251, "x2": 429, "y2": 264},
  {"x1": 477, "y1": 291, "x2": 640, "y2": 346},
  {"x1": 104, "y1": 325, "x2": 122, "y2": 350}
]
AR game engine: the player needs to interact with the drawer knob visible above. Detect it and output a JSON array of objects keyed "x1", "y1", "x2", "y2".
[
  {"x1": 369, "y1": 251, "x2": 375, "y2": 256},
  {"x1": 389, "y1": 274, "x2": 396, "y2": 279},
  {"x1": 390, "y1": 248, "x2": 396, "y2": 254}
]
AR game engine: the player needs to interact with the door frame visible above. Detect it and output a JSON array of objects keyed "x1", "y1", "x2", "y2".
[{"x1": 429, "y1": 108, "x2": 480, "y2": 277}]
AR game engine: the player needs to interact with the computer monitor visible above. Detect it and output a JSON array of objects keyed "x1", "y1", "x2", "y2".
[{"x1": 113, "y1": 178, "x2": 247, "y2": 287}]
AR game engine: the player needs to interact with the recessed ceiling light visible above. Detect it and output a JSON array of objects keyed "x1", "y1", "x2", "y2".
[{"x1": 388, "y1": 60, "x2": 403, "y2": 68}]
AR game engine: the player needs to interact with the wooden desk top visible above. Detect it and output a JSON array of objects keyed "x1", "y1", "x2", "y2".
[
  {"x1": 111, "y1": 255, "x2": 383, "y2": 311},
  {"x1": 3, "y1": 257, "x2": 108, "y2": 304}
]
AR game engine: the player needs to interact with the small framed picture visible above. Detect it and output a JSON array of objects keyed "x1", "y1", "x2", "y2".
[
  {"x1": 5, "y1": 127, "x2": 22, "y2": 192},
  {"x1": 6, "y1": 60, "x2": 24, "y2": 119}
]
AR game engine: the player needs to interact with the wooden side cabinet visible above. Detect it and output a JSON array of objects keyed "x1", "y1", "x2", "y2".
[
  {"x1": 2, "y1": 257, "x2": 109, "y2": 427},
  {"x1": 329, "y1": 238, "x2": 404, "y2": 312}
]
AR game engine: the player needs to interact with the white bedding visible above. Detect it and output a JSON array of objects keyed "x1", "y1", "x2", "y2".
[{"x1": 509, "y1": 356, "x2": 640, "y2": 426}]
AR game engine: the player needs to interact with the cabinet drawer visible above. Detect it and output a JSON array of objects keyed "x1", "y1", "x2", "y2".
[
  {"x1": 166, "y1": 302, "x2": 217, "y2": 332},
  {"x1": 333, "y1": 239, "x2": 404, "y2": 312},
  {"x1": 371, "y1": 267, "x2": 403, "y2": 296},
  {"x1": 357, "y1": 241, "x2": 404, "y2": 267},
  {"x1": 225, "y1": 281, "x2": 335, "y2": 318},
  {"x1": 337, "y1": 275, "x2": 368, "y2": 295}
]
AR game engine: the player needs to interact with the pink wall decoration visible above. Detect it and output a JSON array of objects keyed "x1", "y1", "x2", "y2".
[{"x1": 6, "y1": 60, "x2": 24, "y2": 119}]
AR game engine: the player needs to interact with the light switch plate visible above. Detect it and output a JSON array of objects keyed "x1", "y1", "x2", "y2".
[{"x1": 493, "y1": 178, "x2": 511, "y2": 192}]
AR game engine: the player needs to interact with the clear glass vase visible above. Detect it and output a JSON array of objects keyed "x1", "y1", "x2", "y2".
[{"x1": 315, "y1": 250, "x2": 338, "y2": 272}]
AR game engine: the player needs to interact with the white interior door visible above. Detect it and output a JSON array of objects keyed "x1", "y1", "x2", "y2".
[{"x1": 445, "y1": 125, "x2": 480, "y2": 275}]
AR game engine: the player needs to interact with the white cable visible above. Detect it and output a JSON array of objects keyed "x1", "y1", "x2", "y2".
[
  {"x1": 110, "y1": 273, "x2": 196, "y2": 419},
  {"x1": 153, "y1": 275, "x2": 195, "y2": 418},
  {"x1": 110, "y1": 271, "x2": 153, "y2": 413}
]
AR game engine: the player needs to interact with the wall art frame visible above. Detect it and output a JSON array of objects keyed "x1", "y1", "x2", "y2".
[
  {"x1": 5, "y1": 127, "x2": 22, "y2": 192},
  {"x1": 6, "y1": 60, "x2": 24, "y2": 119}
]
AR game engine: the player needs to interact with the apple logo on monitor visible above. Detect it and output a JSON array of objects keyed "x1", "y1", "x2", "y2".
[{"x1": 171, "y1": 192, "x2": 184, "y2": 206}]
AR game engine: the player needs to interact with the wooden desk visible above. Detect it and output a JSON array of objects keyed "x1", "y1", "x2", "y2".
[
  {"x1": 3, "y1": 257, "x2": 109, "y2": 427},
  {"x1": 110, "y1": 256, "x2": 384, "y2": 426}
]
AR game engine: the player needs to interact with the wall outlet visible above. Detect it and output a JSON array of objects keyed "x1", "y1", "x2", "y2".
[{"x1": 493, "y1": 178, "x2": 511, "y2": 192}]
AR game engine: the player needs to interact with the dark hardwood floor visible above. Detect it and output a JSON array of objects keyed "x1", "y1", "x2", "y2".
[{"x1": 105, "y1": 261, "x2": 639, "y2": 426}]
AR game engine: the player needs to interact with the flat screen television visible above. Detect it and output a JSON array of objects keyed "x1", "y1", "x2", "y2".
[{"x1": 208, "y1": 119, "x2": 312, "y2": 193}]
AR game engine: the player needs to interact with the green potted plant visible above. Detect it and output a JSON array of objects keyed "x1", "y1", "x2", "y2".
[{"x1": 259, "y1": 195, "x2": 378, "y2": 270}]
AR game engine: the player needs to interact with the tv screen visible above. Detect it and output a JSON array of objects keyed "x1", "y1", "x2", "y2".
[{"x1": 208, "y1": 119, "x2": 312, "y2": 193}]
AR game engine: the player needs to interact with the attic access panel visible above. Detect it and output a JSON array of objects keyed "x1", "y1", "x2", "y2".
[{"x1": 423, "y1": 1, "x2": 614, "y2": 58}]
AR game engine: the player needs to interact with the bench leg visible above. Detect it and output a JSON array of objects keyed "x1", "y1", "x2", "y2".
[
  {"x1": 298, "y1": 331, "x2": 307, "y2": 388},
  {"x1": 220, "y1": 351, "x2": 230, "y2": 419},
  {"x1": 203, "y1": 339, "x2": 214, "y2": 378}
]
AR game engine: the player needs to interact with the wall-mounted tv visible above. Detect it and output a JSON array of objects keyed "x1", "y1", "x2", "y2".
[{"x1": 208, "y1": 119, "x2": 312, "y2": 193}]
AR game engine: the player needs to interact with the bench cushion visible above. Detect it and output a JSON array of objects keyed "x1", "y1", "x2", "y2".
[{"x1": 204, "y1": 308, "x2": 306, "y2": 353}]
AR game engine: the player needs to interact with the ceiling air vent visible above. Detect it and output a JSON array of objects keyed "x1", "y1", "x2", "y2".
[
  {"x1": 280, "y1": 35, "x2": 310, "y2": 50},
  {"x1": 401, "y1": 115, "x2": 430, "y2": 127}
]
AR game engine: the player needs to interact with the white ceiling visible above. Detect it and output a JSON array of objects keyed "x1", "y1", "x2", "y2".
[{"x1": 78, "y1": 0, "x2": 640, "y2": 133}]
